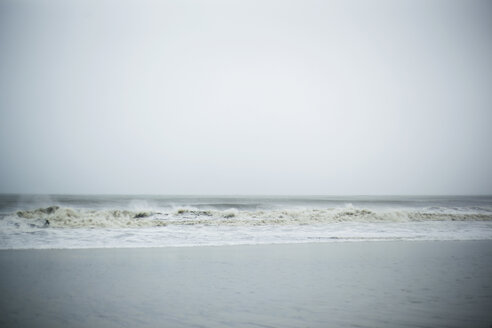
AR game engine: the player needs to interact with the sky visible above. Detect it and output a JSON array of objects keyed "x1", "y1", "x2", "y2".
[{"x1": 1, "y1": 0, "x2": 491, "y2": 195}]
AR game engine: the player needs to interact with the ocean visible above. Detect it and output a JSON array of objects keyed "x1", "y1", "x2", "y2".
[
  {"x1": 2, "y1": 195, "x2": 492, "y2": 327},
  {"x1": 1, "y1": 194, "x2": 491, "y2": 249}
]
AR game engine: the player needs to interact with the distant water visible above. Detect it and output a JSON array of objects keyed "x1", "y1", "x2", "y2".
[{"x1": 1, "y1": 195, "x2": 492, "y2": 249}]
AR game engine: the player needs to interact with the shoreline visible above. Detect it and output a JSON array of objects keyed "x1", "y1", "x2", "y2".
[
  {"x1": 1, "y1": 240, "x2": 492, "y2": 328},
  {"x1": 0, "y1": 237, "x2": 491, "y2": 251}
]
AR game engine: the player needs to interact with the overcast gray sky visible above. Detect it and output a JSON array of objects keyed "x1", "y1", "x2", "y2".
[{"x1": 1, "y1": 0, "x2": 491, "y2": 195}]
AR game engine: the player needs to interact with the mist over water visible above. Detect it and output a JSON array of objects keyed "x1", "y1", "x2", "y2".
[
  {"x1": 1, "y1": 0, "x2": 492, "y2": 195},
  {"x1": 2, "y1": 194, "x2": 492, "y2": 212}
]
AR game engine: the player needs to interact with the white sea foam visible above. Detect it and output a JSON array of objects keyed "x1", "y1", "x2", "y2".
[
  {"x1": 1, "y1": 195, "x2": 492, "y2": 249},
  {"x1": 1, "y1": 221, "x2": 492, "y2": 249},
  {"x1": 5, "y1": 205, "x2": 492, "y2": 230}
]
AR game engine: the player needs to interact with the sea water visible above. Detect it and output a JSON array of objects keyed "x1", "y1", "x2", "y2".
[{"x1": 1, "y1": 194, "x2": 491, "y2": 249}]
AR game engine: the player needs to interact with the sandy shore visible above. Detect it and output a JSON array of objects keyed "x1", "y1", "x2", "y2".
[{"x1": 1, "y1": 241, "x2": 492, "y2": 328}]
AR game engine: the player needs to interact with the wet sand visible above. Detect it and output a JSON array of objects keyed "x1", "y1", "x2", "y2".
[{"x1": 1, "y1": 241, "x2": 492, "y2": 328}]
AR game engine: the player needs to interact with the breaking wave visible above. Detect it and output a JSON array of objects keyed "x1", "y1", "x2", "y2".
[{"x1": 3, "y1": 205, "x2": 492, "y2": 229}]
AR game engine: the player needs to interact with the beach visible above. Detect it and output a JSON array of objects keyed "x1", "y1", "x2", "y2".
[
  {"x1": 1, "y1": 240, "x2": 491, "y2": 328},
  {"x1": 2, "y1": 0, "x2": 492, "y2": 325}
]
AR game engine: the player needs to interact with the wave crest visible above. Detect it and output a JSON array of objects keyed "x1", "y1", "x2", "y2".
[
  {"x1": 13, "y1": 207, "x2": 158, "y2": 228},
  {"x1": 2, "y1": 206, "x2": 492, "y2": 229}
]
